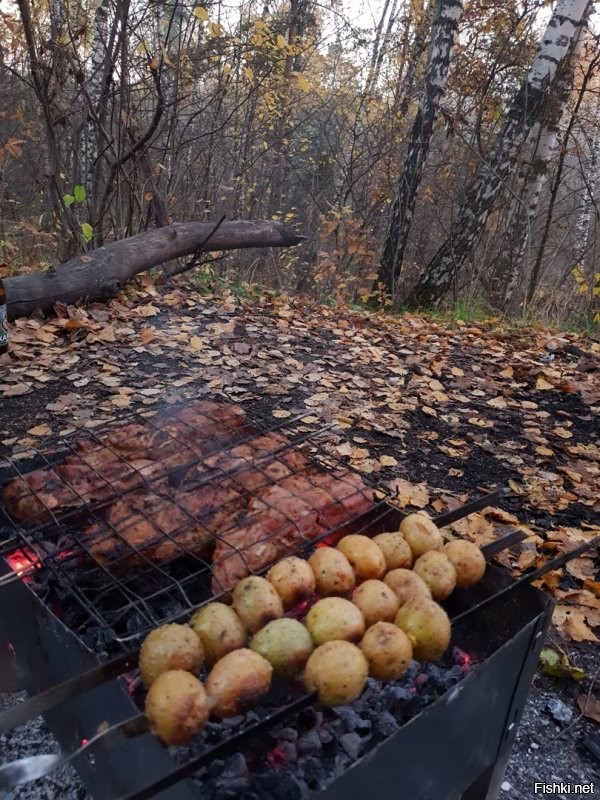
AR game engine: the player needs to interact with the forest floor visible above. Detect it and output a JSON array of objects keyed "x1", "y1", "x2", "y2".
[{"x1": 0, "y1": 277, "x2": 599, "y2": 798}]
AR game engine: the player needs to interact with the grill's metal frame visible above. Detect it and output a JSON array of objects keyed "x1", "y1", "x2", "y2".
[{"x1": 0, "y1": 398, "x2": 553, "y2": 800}]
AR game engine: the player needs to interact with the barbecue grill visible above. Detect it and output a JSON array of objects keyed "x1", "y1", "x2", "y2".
[{"x1": 0, "y1": 397, "x2": 593, "y2": 800}]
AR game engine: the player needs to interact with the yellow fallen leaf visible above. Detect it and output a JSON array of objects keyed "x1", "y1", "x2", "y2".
[
  {"x1": 140, "y1": 327, "x2": 155, "y2": 344},
  {"x1": 379, "y1": 455, "x2": 398, "y2": 467},
  {"x1": 554, "y1": 427, "x2": 572, "y2": 439},
  {"x1": 272, "y1": 409, "x2": 291, "y2": 418},
  {"x1": 27, "y1": 424, "x2": 51, "y2": 436},
  {"x1": 536, "y1": 446, "x2": 554, "y2": 456},
  {"x1": 111, "y1": 395, "x2": 131, "y2": 407},
  {"x1": 536, "y1": 376, "x2": 554, "y2": 390},
  {"x1": 421, "y1": 406, "x2": 437, "y2": 417},
  {"x1": 301, "y1": 416, "x2": 318, "y2": 424},
  {"x1": 487, "y1": 396, "x2": 507, "y2": 408},
  {"x1": 468, "y1": 417, "x2": 493, "y2": 428},
  {"x1": 189, "y1": 336, "x2": 203, "y2": 350}
]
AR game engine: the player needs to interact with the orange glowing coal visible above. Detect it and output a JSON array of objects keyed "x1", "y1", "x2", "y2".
[{"x1": 5, "y1": 548, "x2": 41, "y2": 580}]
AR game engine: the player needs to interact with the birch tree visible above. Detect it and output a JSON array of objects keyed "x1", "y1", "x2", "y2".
[
  {"x1": 408, "y1": 0, "x2": 593, "y2": 309},
  {"x1": 500, "y1": 19, "x2": 592, "y2": 310},
  {"x1": 378, "y1": 0, "x2": 463, "y2": 303}
]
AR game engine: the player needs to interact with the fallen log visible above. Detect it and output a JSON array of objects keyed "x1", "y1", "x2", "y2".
[{"x1": 4, "y1": 220, "x2": 305, "y2": 321}]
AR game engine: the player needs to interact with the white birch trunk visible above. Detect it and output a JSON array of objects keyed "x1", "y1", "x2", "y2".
[
  {"x1": 410, "y1": 0, "x2": 593, "y2": 308},
  {"x1": 502, "y1": 21, "x2": 590, "y2": 309}
]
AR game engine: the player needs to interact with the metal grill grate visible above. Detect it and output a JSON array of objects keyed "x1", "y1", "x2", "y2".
[{"x1": 0, "y1": 398, "x2": 385, "y2": 654}]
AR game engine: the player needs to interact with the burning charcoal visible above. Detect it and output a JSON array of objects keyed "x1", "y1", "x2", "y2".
[
  {"x1": 340, "y1": 732, "x2": 362, "y2": 760},
  {"x1": 298, "y1": 729, "x2": 322, "y2": 757},
  {"x1": 333, "y1": 706, "x2": 362, "y2": 731},
  {"x1": 545, "y1": 698, "x2": 573, "y2": 725},
  {"x1": 376, "y1": 711, "x2": 400, "y2": 738},
  {"x1": 317, "y1": 726, "x2": 334, "y2": 745},
  {"x1": 278, "y1": 740, "x2": 298, "y2": 763},
  {"x1": 278, "y1": 727, "x2": 299, "y2": 742},
  {"x1": 214, "y1": 752, "x2": 250, "y2": 799},
  {"x1": 208, "y1": 759, "x2": 226, "y2": 779}
]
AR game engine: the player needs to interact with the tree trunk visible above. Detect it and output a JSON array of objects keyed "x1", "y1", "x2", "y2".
[
  {"x1": 408, "y1": 0, "x2": 593, "y2": 309},
  {"x1": 378, "y1": 0, "x2": 463, "y2": 303},
  {"x1": 4, "y1": 221, "x2": 305, "y2": 320},
  {"x1": 500, "y1": 18, "x2": 591, "y2": 310}
]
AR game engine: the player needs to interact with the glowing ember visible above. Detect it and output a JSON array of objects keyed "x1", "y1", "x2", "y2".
[
  {"x1": 81, "y1": 738, "x2": 89, "y2": 747},
  {"x1": 5, "y1": 548, "x2": 41, "y2": 581},
  {"x1": 452, "y1": 647, "x2": 474, "y2": 673},
  {"x1": 267, "y1": 745, "x2": 288, "y2": 768}
]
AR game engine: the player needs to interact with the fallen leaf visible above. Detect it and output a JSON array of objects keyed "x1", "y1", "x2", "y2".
[
  {"x1": 379, "y1": 455, "x2": 398, "y2": 467},
  {"x1": 189, "y1": 336, "x2": 203, "y2": 350},
  {"x1": 577, "y1": 693, "x2": 600, "y2": 723},
  {"x1": 540, "y1": 648, "x2": 586, "y2": 681},
  {"x1": 27, "y1": 424, "x2": 51, "y2": 436},
  {"x1": 536, "y1": 376, "x2": 554, "y2": 390},
  {"x1": 272, "y1": 409, "x2": 291, "y2": 418},
  {"x1": 387, "y1": 479, "x2": 429, "y2": 508},
  {"x1": 554, "y1": 427, "x2": 573, "y2": 439},
  {"x1": 2, "y1": 383, "x2": 31, "y2": 396}
]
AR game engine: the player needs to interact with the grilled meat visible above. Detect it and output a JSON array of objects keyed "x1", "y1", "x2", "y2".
[
  {"x1": 211, "y1": 470, "x2": 373, "y2": 592},
  {"x1": 80, "y1": 434, "x2": 313, "y2": 568},
  {"x1": 2, "y1": 401, "x2": 247, "y2": 523}
]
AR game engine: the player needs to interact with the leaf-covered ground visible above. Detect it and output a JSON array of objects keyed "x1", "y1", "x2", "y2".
[
  {"x1": 1, "y1": 278, "x2": 599, "y2": 644},
  {"x1": 0, "y1": 278, "x2": 599, "y2": 796}
]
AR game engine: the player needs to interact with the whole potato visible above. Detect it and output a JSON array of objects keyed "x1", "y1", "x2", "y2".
[
  {"x1": 205, "y1": 648, "x2": 272, "y2": 718},
  {"x1": 304, "y1": 641, "x2": 368, "y2": 707},
  {"x1": 189, "y1": 603, "x2": 246, "y2": 667},
  {"x1": 413, "y1": 551, "x2": 457, "y2": 601},
  {"x1": 360, "y1": 622, "x2": 413, "y2": 681},
  {"x1": 444, "y1": 540, "x2": 486, "y2": 588},
  {"x1": 383, "y1": 568, "x2": 432, "y2": 605},
  {"x1": 232, "y1": 576, "x2": 284, "y2": 634},
  {"x1": 399, "y1": 514, "x2": 443, "y2": 558},
  {"x1": 352, "y1": 580, "x2": 400, "y2": 627},
  {"x1": 145, "y1": 670, "x2": 210, "y2": 746},
  {"x1": 394, "y1": 596, "x2": 451, "y2": 662},
  {"x1": 305, "y1": 597, "x2": 365, "y2": 645},
  {"x1": 267, "y1": 557, "x2": 316, "y2": 609},
  {"x1": 372, "y1": 532, "x2": 413, "y2": 570},
  {"x1": 308, "y1": 547, "x2": 355, "y2": 596},
  {"x1": 336, "y1": 535, "x2": 386, "y2": 580},
  {"x1": 139, "y1": 623, "x2": 204, "y2": 688},
  {"x1": 250, "y1": 618, "x2": 314, "y2": 677}
]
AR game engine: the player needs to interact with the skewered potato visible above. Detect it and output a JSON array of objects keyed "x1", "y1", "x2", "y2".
[
  {"x1": 305, "y1": 597, "x2": 365, "y2": 645},
  {"x1": 250, "y1": 618, "x2": 314, "y2": 677},
  {"x1": 139, "y1": 623, "x2": 204, "y2": 688},
  {"x1": 308, "y1": 547, "x2": 355, "y2": 596},
  {"x1": 232, "y1": 576, "x2": 284, "y2": 634},
  {"x1": 383, "y1": 568, "x2": 432, "y2": 605},
  {"x1": 352, "y1": 580, "x2": 400, "y2": 627},
  {"x1": 205, "y1": 648, "x2": 273, "y2": 718},
  {"x1": 145, "y1": 670, "x2": 210, "y2": 746},
  {"x1": 336, "y1": 535, "x2": 386, "y2": 580},
  {"x1": 444, "y1": 540, "x2": 486, "y2": 588},
  {"x1": 394, "y1": 596, "x2": 451, "y2": 662},
  {"x1": 372, "y1": 532, "x2": 413, "y2": 570},
  {"x1": 189, "y1": 603, "x2": 246, "y2": 667},
  {"x1": 399, "y1": 513, "x2": 443, "y2": 558},
  {"x1": 412, "y1": 551, "x2": 457, "y2": 601},
  {"x1": 304, "y1": 641, "x2": 369, "y2": 707},
  {"x1": 360, "y1": 622, "x2": 413, "y2": 681},
  {"x1": 267, "y1": 557, "x2": 316, "y2": 609}
]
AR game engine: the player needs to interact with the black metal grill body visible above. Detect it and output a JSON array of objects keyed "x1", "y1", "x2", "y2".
[
  {"x1": 0, "y1": 400, "x2": 553, "y2": 799},
  {"x1": 0, "y1": 553, "x2": 552, "y2": 800},
  {"x1": 0, "y1": 558, "x2": 197, "y2": 800},
  {"x1": 318, "y1": 567, "x2": 552, "y2": 800}
]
